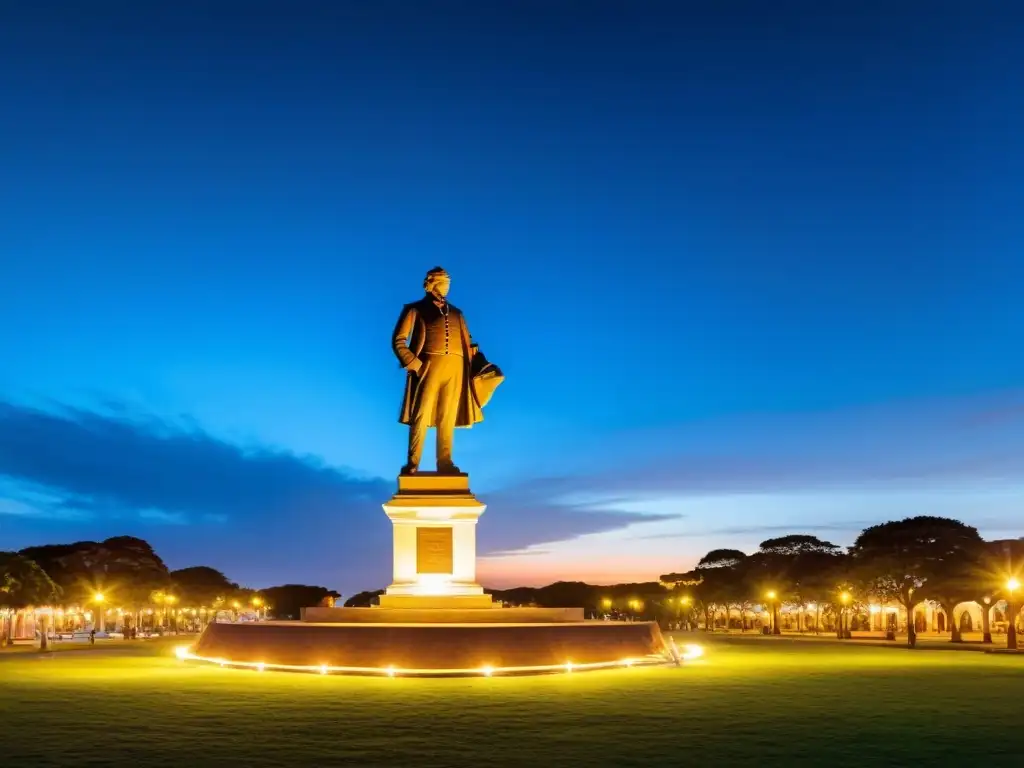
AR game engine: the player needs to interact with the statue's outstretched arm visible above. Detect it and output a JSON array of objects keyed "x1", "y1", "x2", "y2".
[{"x1": 392, "y1": 307, "x2": 421, "y2": 372}]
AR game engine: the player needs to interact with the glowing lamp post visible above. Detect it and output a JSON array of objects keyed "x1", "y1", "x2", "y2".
[
  {"x1": 766, "y1": 591, "x2": 780, "y2": 636},
  {"x1": 982, "y1": 596, "x2": 993, "y2": 644},
  {"x1": 252, "y1": 596, "x2": 264, "y2": 621},
  {"x1": 1007, "y1": 578, "x2": 1020, "y2": 650},
  {"x1": 94, "y1": 593, "x2": 106, "y2": 633},
  {"x1": 839, "y1": 591, "x2": 851, "y2": 640},
  {"x1": 627, "y1": 599, "x2": 642, "y2": 620},
  {"x1": 678, "y1": 595, "x2": 692, "y2": 630}
]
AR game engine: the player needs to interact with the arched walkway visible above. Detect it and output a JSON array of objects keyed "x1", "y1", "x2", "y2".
[{"x1": 959, "y1": 611, "x2": 973, "y2": 633}]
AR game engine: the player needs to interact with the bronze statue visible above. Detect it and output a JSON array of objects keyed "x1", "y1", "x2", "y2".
[{"x1": 392, "y1": 267, "x2": 502, "y2": 475}]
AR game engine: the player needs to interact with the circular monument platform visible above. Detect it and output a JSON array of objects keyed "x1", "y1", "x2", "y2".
[
  {"x1": 179, "y1": 618, "x2": 671, "y2": 676},
  {"x1": 177, "y1": 473, "x2": 686, "y2": 676}
]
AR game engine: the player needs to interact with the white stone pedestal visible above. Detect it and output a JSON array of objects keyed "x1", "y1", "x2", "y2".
[{"x1": 378, "y1": 473, "x2": 496, "y2": 609}]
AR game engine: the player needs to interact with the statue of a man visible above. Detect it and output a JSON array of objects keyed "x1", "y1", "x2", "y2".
[{"x1": 392, "y1": 267, "x2": 488, "y2": 475}]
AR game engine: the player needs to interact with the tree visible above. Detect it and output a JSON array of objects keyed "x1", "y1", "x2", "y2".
[
  {"x1": 754, "y1": 535, "x2": 848, "y2": 633},
  {"x1": 490, "y1": 581, "x2": 668, "y2": 618},
  {"x1": 851, "y1": 516, "x2": 981, "y2": 647},
  {"x1": 697, "y1": 550, "x2": 748, "y2": 570},
  {"x1": 799, "y1": 553, "x2": 851, "y2": 634},
  {"x1": 20, "y1": 536, "x2": 170, "y2": 609},
  {"x1": 0, "y1": 552, "x2": 61, "y2": 649},
  {"x1": 344, "y1": 590, "x2": 385, "y2": 608},
  {"x1": 960, "y1": 541, "x2": 1012, "y2": 644},
  {"x1": 757, "y1": 535, "x2": 840, "y2": 557},
  {"x1": 661, "y1": 570, "x2": 705, "y2": 629},
  {"x1": 259, "y1": 584, "x2": 341, "y2": 619},
  {"x1": 17, "y1": 541, "x2": 95, "y2": 605},
  {"x1": 921, "y1": 537, "x2": 986, "y2": 643},
  {"x1": 748, "y1": 536, "x2": 843, "y2": 634},
  {"x1": 985, "y1": 539, "x2": 1024, "y2": 649},
  {"x1": 100, "y1": 536, "x2": 173, "y2": 626},
  {"x1": 171, "y1": 566, "x2": 237, "y2": 608},
  {"x1": 529, "y1": 581, "x2": 599, "y2": 609},
  {"x1": 695, "y1": 549, "x2": 749, "y2": 631}
]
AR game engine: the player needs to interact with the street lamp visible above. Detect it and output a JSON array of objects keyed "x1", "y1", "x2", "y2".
[
  {"x1": 93, "y1": 592, "x2": 106, "y2": 633},
  {"x1": 982, "y1": 596, "x2": 993, "y2": 644},
  {"x1": 839, "y1": 591, "x2": 851, "y2": 639},
  {"x1": 766, "y1": 590, "x2": 780, "y2": 635},
  {"x1": 1007, "y1": 578, "x2": 1020, "y2": 650},
  {"x1": 678, "y1": 595, "x2": 692, "y2": 630}
]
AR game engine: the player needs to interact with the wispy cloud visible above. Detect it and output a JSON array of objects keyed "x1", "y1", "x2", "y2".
[
  {"x1": 0, "y1": 399, "x2": 399, "y2": 589},
  {"x1": 629, "y1": 520, "x2": 874, "y2": 541},
  {"x1": 0, "y1": 398, "x2": 678, "y2": 590},
  {"x1": 478, "y1": 480, "x2": 682, "y2": 555},
  {"x1": 510, "y1": 390, "x2": 1024, "y2": 500},
  {"x1": 0, "y1": 497, "x2": 43, "y2": 517},
  {"x1": 1, "y1": 391, "x2": 1021, "y2": 591},
  {"x1": 0, "y1": 399, "x2": 389, "y2": 525},
  {"x1": 478, "y1": 391, "x2": 1024, "y2": 584},
  {"x1": 139, "y1": 508, "x2": 188, "y2": 525}
]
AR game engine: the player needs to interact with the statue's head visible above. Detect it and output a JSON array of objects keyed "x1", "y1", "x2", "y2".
[{"x1": 423, "y1": 266, "x2": 451, "y2": 299}]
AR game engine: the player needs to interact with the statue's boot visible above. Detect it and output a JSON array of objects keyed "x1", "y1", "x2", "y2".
[
  {"x1": 400, "y1": 463, "x2": 418, "y2": 475},
  {"x1": 437, "y1": 461, "x2": 462, "y2": 475}
]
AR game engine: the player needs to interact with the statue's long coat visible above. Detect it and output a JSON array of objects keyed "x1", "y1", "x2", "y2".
[{"x1": 392, "y1": 297, "x2": 484, "y2": 428}]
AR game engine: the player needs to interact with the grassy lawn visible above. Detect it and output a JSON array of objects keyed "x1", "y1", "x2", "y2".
[{"x1": 1, "y1": 633, "x2": 1021, "y2": 767}]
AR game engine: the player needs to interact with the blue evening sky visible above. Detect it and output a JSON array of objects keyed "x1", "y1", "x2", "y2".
[{"x1": 1, "y1": 1, "x2": 1022, "y2": 594}]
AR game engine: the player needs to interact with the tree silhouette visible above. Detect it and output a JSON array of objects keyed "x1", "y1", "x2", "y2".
[
  {"x1": 851, "y1": 516, "x2": 981, "y2": 647},
  {"x1": 750, "y1": 535, "x2": 846, "y2": 633},
  {"x1": 171, "y1": 566, "x2": 237, "y2": 607},
  {"x1": 0, "y1": 552, "x2": 61, "y2": 648},
  {"x1": 260, "y1": 584, "x2": 341, "y2": 619}
]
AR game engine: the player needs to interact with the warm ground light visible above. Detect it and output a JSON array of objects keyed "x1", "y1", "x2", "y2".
[{"x1": 1, "y1": 636, "x2": 1022, "y2": 766}]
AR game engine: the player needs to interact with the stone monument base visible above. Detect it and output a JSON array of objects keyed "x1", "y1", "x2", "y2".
[
  {"x1": 300, "y1": 605, "x2": 585, "y2": 623},
  {"x1": 376, "y1": 593, "x2": 496, "y2": 609},
  {"x1": 180, "y1": 620, "x2": 671, "y2": 675},
  {"x1": 379, "y1": 472, "x2": 492, "y2": 605},
  {"x1": 175, "y1": 472, "x2": 682, "y2": 676},
  {"x1": 355, "y1": 593, "x2": 494, "y2": 609}
]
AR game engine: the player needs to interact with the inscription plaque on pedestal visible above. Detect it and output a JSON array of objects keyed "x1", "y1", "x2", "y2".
[{"x1": 416, "y1": 526, "x2": 454, "y2": 574}]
